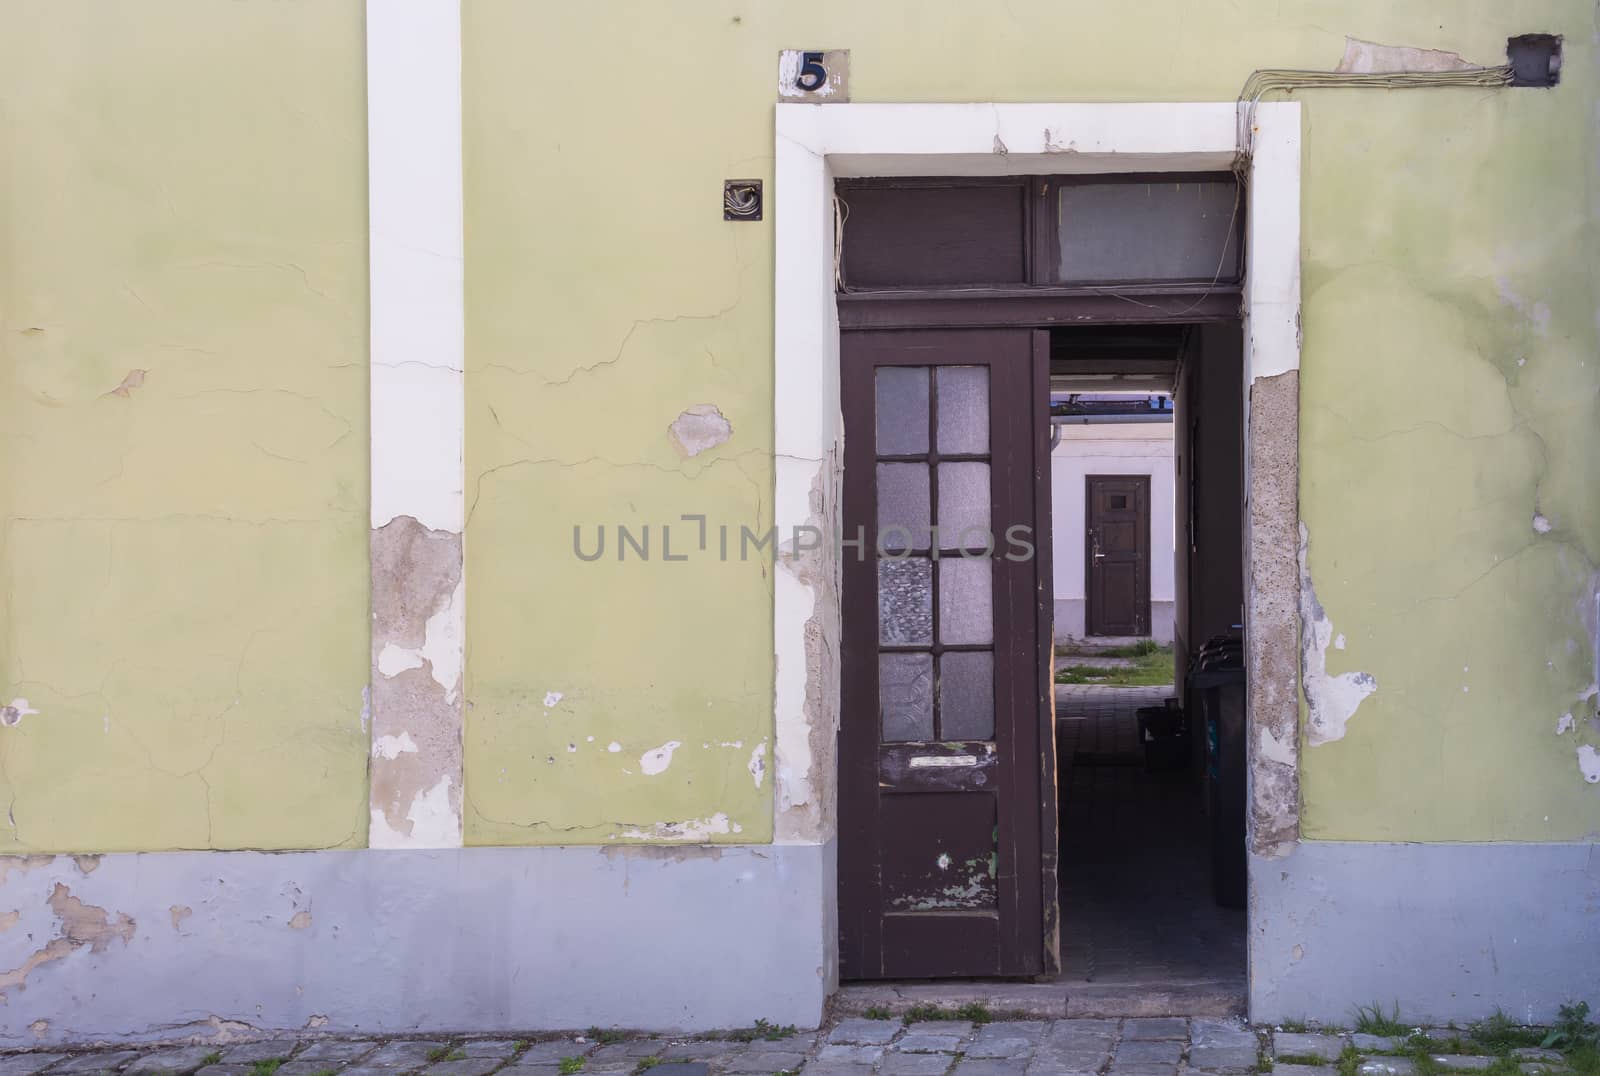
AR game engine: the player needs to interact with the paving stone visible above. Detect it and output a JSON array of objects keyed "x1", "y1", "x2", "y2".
[
  {"x1": 1026, "y1": 1060, "x2": 1105, "y2": 1076},
  {"x1": 1116, "y1": 1040, "x2": 1183, "y2": 1065},
  {"x1": 904, "y1": 1022, "x2": 973, "y2": 1039},
  {"x1": 656, "y1": 1042, "x2": 739, "y2": 1062},
  {"x1": 276, "y1": 1065, "x2": 355, "y2": 1076},
  {"x1": 588, "y1": 1041, "x2": 662, "y2": 1061},
  {"x1": 881, "y1": 1053, "x2": 956, "y2": 1075},
  {"x1": 1358, "y1": 1059, "x2": 1417, "y2": 1076},
  {"x1": 802, "y1": 1064, "x2": 876, "y2": 1076},
  {"x1": 977, "y1": 1022, "x2": 1048, "y2": 1044},
  {"x1": 1431, "y1": 1057, "x2": 1494, "y2": 1071},
  {"x1": 422, "y1": 1061, "x2": 500, "y2": 1076},
  {"x1": 359, "y1": 1043, "x2": 449, "y2": 1070},
  {"x1": 0, "y1": 1055, "x2": 68, "y2": 1076},
  {"x1": 296, "y1": 1043, "x2": 380, "y2": 1064},
  {"x1": 814, "y1": 1044, "x2": 884, "y2": 1064},
  {"x1": 952, "y1": 1062, "x2": 1018, "y2": 1076},
  {"x1": 722, "y1": 1051, "x2": 805, "y2": 1072},
  {"x1": 453, "y1": 1042, "x2": 519, "y2": 1060},
  {"x1": 1274, "y1": 1034, "x2": 1345, "y2": 1063},
  {"x1": 964, "y1": 1036, "x2": 1036, "y2": 1059},
  {"x1": 218, "y1": 1043, "x2": 300, "y2": 1065},
  {"x1": 1189, "y1": 1044, "x2": 1262, "y2": 1071},
  {"x1": 1032, "y1": 1048, "x2": 1112, "y2": 1073},
  {"x1": 124, "y1": 1046, "x2": 223, "y2": 1076},
  {"x1": 1123, "y1": 1018, "x2": 1190, "y2": 1041},
  {"x1": 193, "y1": 1067, "x2": 257, "y2": 1076},
  {"x1": 827, "y1": 1019, "x2": 900, "y2": 1046},
  {"x1": 1105, "y1": 1067, "x2": 1181, "y2": 1076},
  {"x1": 53, "y1": 1055, "x2": 142, "y2": 1074},
  {"x1": 1274, "y1": 1066, "x2": 1335, "y2": 1076},
  {"x1": 1513, "y1": 1051, "x2": 1563, "y2": 1063},
  {"x1": 1352, "y1": 1036, "x2": 1400, "y2": 1053},
  {"x1": 746, "y1": 1034, "x2": 817, "y2": 1053},
  {"x1": 1518, "y1": 1064, "x2": 1566, "y2": 1075},
  {"x1": 895, "y1": 1032, "x2": 965, "y2": 1053},
  {"x1": 640, "y1": 1066, "x2": 708, "y2": 1076}
]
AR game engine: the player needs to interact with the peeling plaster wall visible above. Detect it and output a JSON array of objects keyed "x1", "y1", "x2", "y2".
[
  {"x1": 0, "y1": 2, "x2": 370, "y2": 851},
  {"x1": 465, "y1": 0, "x2": 1599, "y2": 849}
]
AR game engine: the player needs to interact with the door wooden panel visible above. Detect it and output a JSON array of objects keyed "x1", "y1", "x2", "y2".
[
  {"x1": 839, "y1": 328, "x2": 1050, "y2": 980},
  {"x1": 1085, "y1": 475, "x2": 1150, "y2": 636}
]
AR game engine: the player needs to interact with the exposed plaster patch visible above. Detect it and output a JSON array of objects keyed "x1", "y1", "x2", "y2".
[
  {"x1": 28, "y1": 1021, "x2": 46, "y2": 1040},
  {"x1": 370, "y1": 775, "x2": 457, "y2": 848},
  {"x1": 369, "y1": 517, "x2": 464, "y2": 849},
  {"x1": 373, "y1": 731, "x2": 419, "y2": 761},
  {"x1": 0, "y1": 911, "x2": 19, "y2": 932},
  {"x1": 1579, "y1": 745, "x2": 1600, "y2": 784},
  {"x1": 1335, "y1": 36, "x2": 1480, "y2": 73},
  {"x1": 0, "y1": 699, "x2": 38, "y2": 728},
  {"x1": 169, "y1": 905, "x2": 192, "y2": 930},
  {"x1": 749, "y1": 742, "x2": 767, "y2": 789},
  {"x1": 1258, "y1": 727, "x2": 1296, "y2": 767},
  {"x1": 71, "y1": 856, "x2": 99, "y2": 875},
  {"x1": 607, "y1": 742, "x2": 622, "y2": 753},
  {"x1": 0, "y1": 856, "x2": 55, "y2": 884},
  {"x1": 668, "y1": 404, "x2": 733, "y2": 458},
  {"x1": 543, "y1": 691, "x2": 563, "y2": 709},
  {"x1": 1534, "y1": 513, "x2": 1554, "y2": 534},
  {"x1": 1557, "y1": 713, "x2": 1575, "y2": 735},
  {"x1": 1300, "y1": 522, "x2": 1377, "y2": 746},
  {"x1": 1334, "y1": 633, "x2": 1346, "y2": 650},
  {"x1": 287, "y1": 911, "x2": 313, "y2": 930},
  {"x1": 0, "y1": 884, "x2": 136, "y2": 999},
  {"x1": 775, "y1": 456, "x2": 841, "y2": 844},
  {"x1": 639, "y1": 741, "x2": 682, "y2": 776},
  {"x1": 104, "y1": 369, "x2": 147, "y2": 399},
  {"x1": 376, "y1": 643, "x2": 424, "y2": 678},
  {"x1": 305, "y1": 1015, "x2": 328, "y2": 1029},
  {"x1": 619, "y1": 813, "x2": 743, "y2": 841}
]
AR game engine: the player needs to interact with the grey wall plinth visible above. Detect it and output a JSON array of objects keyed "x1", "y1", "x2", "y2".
[
  {"x1": 0, "y1": 841, "x2": 836, "y2": 1045},
  {"x1": 1250, "y1": 840, "x2": 1600, "y2": 1024}
]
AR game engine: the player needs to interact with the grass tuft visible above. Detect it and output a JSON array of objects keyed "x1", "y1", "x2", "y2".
[
  {"x1": 558, "y1": 1059, "x2": 584, "y2": 1076},
  {"x1": 1054, "y1": 643, "x2": 1175, "y2": 686},
  {"x1": 1354, "y1": 1003, "x2": 1410, "y2": 1037},
  {"x1": 863, "y1": 1006, "x2": 892, "y2": 1021}
]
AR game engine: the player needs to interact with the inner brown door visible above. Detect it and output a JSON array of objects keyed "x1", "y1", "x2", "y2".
[
  {"x1": 839, "y1": 328, "x2": 1051, "y2": 980},
  {"x1": 1085, "y1": 475, "x2": 1150, "y2": 636}
]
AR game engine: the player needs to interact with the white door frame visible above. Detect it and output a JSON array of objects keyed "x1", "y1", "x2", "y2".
[{"x1": 770, "y1": 101, "x2": 1303, "y2": 987}]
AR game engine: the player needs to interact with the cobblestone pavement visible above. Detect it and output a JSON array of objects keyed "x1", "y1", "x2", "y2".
[{"x1": 0, "y1": 1020, "x2": 1573, "y2": 1076}]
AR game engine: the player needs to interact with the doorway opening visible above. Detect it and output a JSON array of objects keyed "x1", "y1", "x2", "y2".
[{"x1": 1049, "y1": 323, "x2": 1248, "y2": 1008}]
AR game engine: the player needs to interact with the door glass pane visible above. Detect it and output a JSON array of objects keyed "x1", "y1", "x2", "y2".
[
  {"x1": 939, "y1": 556, "x2": 993, "y2": 645},
  {"x1": 1057, "y1": 178, "x2": 1240, "y2": 283},
  {"x1": 876, "y1": 462, "x2": 930, "y2": 552},
  {"x1": 880, "y1": 652, "x2": 933, "y2": 741},
  {"x1": 878, "y1": 558, "x2": 932, "y2": 645},
  {"x1": 936, "y1": 366, "x2": 989, "y2": 454},
  {"x1": 940, "y1": 651, "x2": 994, "y2": 740},
  {"x1": 875, "y1": 366, "x2": 929, "y2": 455},
  {"x1": 937, "y1": 461, "x2": 990, "y2": 550}
]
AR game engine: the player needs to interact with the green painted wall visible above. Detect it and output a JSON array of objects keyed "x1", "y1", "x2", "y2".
[
  {"x1": 0, "y1": 1, "x2": 370, "y2": 851},
  {"x1": 463, "y1": 0, "x2": 1599, "y2": 845}
]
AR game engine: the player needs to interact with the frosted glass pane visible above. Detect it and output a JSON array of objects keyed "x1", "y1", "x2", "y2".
[
  {"x1": 940, "y1": 651, "x2": 994, "y2": 740},
  {"x1": 880, "y1": 652, "x2": 933, "y2": 742},
  {"x1": 936, "y1": 366, "x2": 989, "y2": 454},
  {"x1": 875, "y1": 366, "x2": 929, "y2": 455},
  {"x1": 876, "y1": 462, "x2": 930, "y2": 552},
  {"x1": 937, "y1": 462, "x2": 990, "y2": 550},
  {"x1": 1057, "y1": 179, "x2": 1240, "y2": 283},
  {"x1": 878, "y1": 558, "x2": 932, "y2": 646},
  {"x1": 939, "y1": 556, "x2": 993, "y2": 645}
]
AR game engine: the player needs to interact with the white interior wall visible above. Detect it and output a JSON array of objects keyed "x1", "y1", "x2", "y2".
[{"x1": 1050, "y1": 422, "x2": 1176, "y2": 641}]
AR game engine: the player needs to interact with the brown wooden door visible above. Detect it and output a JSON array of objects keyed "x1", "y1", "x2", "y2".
[
  {"x1": 839, "y1": 328, "x2": 1052, "y2": 980},
  {"x1": 1085, "y1": 475, "x2": 1150, "y2": 636}
]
